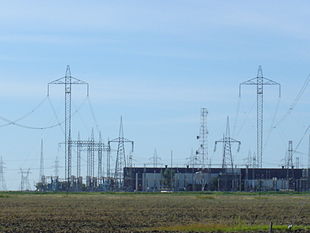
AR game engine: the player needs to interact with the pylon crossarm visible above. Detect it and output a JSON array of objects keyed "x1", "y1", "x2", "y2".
[{"x1": 240, "y1": 77, "x2": 258, "y2": 85}]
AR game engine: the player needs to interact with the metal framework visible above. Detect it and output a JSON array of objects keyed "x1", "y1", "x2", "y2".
[
  {"x1": 54, "y1": 156, "x2": 59, "y2": 177},
  {"x1": 239, "y1": 66, "x2": 281, "y2": 168},
  {"x1": 214, "y1": 117, "x2": 241, "y2": 170},
  {"x1": 0, "y1": 157, "x2": 6, "y2": 191},
  {"x1": 196, "y1": 108, "x2": 208, "y2": 168},
  {"x1": 59, "y1": 132, "x2": 109, "y2": 183},
  {"x1": 287, "y1": 140, "x2": 294, "y2": 169},
  {"x1": 39, "y1": 139, "x2": 45, "y2": 182},
  {"x1": 48, "y1": 65, "x2": 89, "y2": 182},
  {"x1": 20, "y1": 168, "x2": 31, "y2": 191},
  {"x1": 109, "y1": 117, "x2": 134, "y2": 188},
  {"x1": 149, "y1": 149, "x2": 162, "y2": 167}
]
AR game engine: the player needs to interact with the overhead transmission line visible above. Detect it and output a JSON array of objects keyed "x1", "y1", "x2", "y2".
[
  {"x1": 0, "y1": 94, "x2": 89, "y2": 130},
  {"x1": 273, "y1": 73, "x2": 310, "y2": 129}
]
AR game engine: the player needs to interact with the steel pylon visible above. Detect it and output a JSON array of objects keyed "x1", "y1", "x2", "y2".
[
  {"x1": 239, "y1": 66, "x2": 280, "y2": 168},
  {"x1": 48, "y1": 66, "x2": 89, "y2": 182}
]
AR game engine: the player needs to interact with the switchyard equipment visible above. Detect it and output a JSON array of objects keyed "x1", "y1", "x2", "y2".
[
  {"x1": 239, "y1": 66, "x2": 281, "y2": 168},
  {"x1": 58, "y1": 130, "x2": 111, "y2": 191}
]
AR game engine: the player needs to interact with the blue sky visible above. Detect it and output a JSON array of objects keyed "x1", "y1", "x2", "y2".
[{"x1": 0, "y1": 0, "x2": 310, "y2": 190}]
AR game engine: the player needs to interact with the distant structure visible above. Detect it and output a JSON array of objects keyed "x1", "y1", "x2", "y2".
[
  {"x1": 20, "y1": 169, "x2": 31, "y2": 191},
  {"x1": 240, "y1": 66, "x2": 281, "y2": 168},
  {"x1": 286, "y1": 140, "x2": 294, "y2": 169},
  {"x1": 149, "y1": 149, "x2": 162, "y2": 167},
  {"x1": 109, "y1": 117, "x2": 134, "y2": 189},
  {"x1": 54, "y1": 156, "x2": 59, "y2": 177},
  {"x1": 196, "y1": 108, "x2": 208, "y2": 168},
  {"x1": 214, "y1": 117, "x2": 241, "y2": 170},
  {"x1": 48, "y1": 65, "x2": 89, "y2": 183},
  {"x1": 0, "y1": 157, "x2": 7, "y2": 191},
  {"x1": 39, "y1": 139, "x2": 45, "y2": 183}
]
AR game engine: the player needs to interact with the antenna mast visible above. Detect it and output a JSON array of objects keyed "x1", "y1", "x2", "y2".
[{"x1": 196, "y1": 108, "x2": 208, "y2": 168}]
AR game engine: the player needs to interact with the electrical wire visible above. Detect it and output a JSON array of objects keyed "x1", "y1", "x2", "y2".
[
  {"x1": 0, "y1": 96, "x2": 49, "y2": 128},
  {"x1": 274, "y1": 74, "x2": 310, "y2": 128},
  {"x1": 87, "y1": 96, "x2": 100, "y2": 133},
  {"x1": 232, "y1": 97, "x2": 241, "y2": 137},
  {"x1": 264, "y1": 97, "x2": 281, "y2": 149}
]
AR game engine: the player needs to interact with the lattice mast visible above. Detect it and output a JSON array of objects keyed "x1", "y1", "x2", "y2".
[
  {"x1": 308, "y1": 134, "x2": 310, "y2": 169},
  {"x1": 108, "y1": 117, "x2": 134, "y2": 188},
  {"x1": 20, "y1": 168, "x2": 31, "y2": 191},
  {"x1": 54, "y1": 156, "x2": 59, "y2": 177},
  {"x1": 214, "y1": 117, "x2": 241, "y2": 170},
  {"x1": 196, "y1": 108, "x2": 208, "y2": 168},
  {"x1": 287, "y1": 140, "x2": 294, "y2": 169},
  {"x1": 48, "y1": 66, "x2": 89, "y2": 182},
  {"x1": 150, "y1": 149, "x2": 162, "y2": 167},
  {"x1": 98, "y1": 131, "x2": 103, "y2": 180},
  {"x1": 0, "y1": 157, "x2": 6, "y2": 191},
  {"x1": 77, "y1": 132, "x2": 81, "y2": 177},
  {"x1": 39, "y1": 138, "x2": 44, "y2": 182},
  {"x1": 239, "y1": 66, "x2": 281, "y2": 168}
]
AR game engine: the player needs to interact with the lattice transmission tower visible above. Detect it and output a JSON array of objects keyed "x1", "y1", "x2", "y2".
[
  {"x1": 0, "y1": 157, "x2": 6, "y2": 191},
  {"x1": 20, "y1": 169, "x2": 31, "y2": 191},
  {"x1": 39, "y1": 138, "x2": 45, "y2": 183},
  {"x1": 149, "y1": 149, "x2": 162, "y2": 167},
  {"x1": 108, "y1": 117, "x2": 134, "y2": 189},
  {"x1": 196, "y1": 108, "x2": 208, "y2": 168},
  {"x1": 48, "y1": 66, "x2": 89, "y2": 182},
  {"x1": 54, "y1": 156, "x2": 59, "y2": 177},
  {"x1": 214, "y1": 117, "x2": 241, "y2": 170},
  {"x1": 239, "y1": 66, "x2": 281, "y2": 168}
]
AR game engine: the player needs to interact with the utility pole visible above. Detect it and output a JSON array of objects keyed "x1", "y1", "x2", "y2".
[
  {"x1": 48, "y1": 66, "x2": 89, "y2": 184},
  {"x1": 214, "y1": 117, "x2": 241, "y2": 170},
  {"x1": 239, "y1": 66, "x2": 281, "y2": 168},
  {"x1": 196, "y1": 108, "x2": 208, "y2": 168},
  {"x1": 108, "y1": 116, "x2": 134, "y2": 189},
  {"x1": 0, "y1": 157, "x2": 6, "y2": 191}
]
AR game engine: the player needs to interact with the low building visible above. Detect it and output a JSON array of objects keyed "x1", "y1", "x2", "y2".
[{"x1": 124, "y1": 166, "x2": 310, "y2": 192}]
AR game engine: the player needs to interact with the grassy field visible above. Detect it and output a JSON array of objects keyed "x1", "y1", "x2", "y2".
[{"x1": 1, "y1": 192, "x2": 310, "y2": 232}]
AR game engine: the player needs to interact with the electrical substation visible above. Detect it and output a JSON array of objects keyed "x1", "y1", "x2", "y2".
[{"x1": 0, "y1": 65, "x2": 310, "y2": 192}]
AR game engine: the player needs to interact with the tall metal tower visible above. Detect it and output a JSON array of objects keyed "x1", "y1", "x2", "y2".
[
  {"x1": 48, "y1": 66, "x2": 89, "y2": 182},
  {"x1": 108, "y1": 117, "x2": 134, "y2": 188},
  {"x1": 214, "y1": 117, "x2": 241, "y2": 169},
  {"x1": 150, "y1": 149, "x2": 162, "y2": 167},
  {"x1": 0, "y1": 157, "x2": 6, "y2": 191},
  {"x1": 308, "y1": 134, "x2": 310, "y2": 169},
  {"x1": 196, "y1": 108, "x2": 208, "y2": 168},
  {"x1": 54, "y1": 156, "x2": 59, "y2": 177},
  {"x1": 20, "y1": 169, "x2": 31, "y2": 191},
  {"x1": 98, "y1": 131, "x2": 103, "y2": 179},
  {"x1": 77, "y1": 132, "x2": 81, "y2": 177},
  {"x1": 239, "y1": 66, "x2": 281, "y2": 168},
  {"x1": 287, "y1": 140, "x2": 294, "y2": 169},
  {"x1": 39, "y1": 139, "x2": 45, "y2": 182}
]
